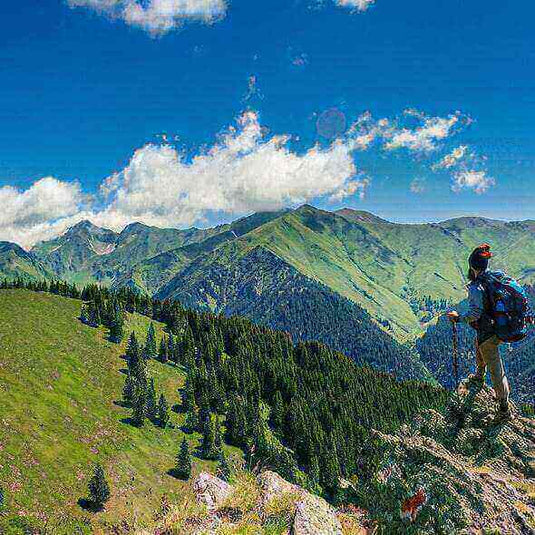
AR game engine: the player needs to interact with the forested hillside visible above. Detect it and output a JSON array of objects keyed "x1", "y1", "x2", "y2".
[
  {"x1": 0, "y1": 282, "x2": 448, "y2": 533},
  {"x1": 2, "y1": 206, "x2": 535, "y2": 395},
  {"x1": 157, "y1": 245, "x2": 430, "y2": 380}
]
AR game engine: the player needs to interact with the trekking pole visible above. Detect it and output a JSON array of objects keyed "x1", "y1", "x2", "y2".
[{"x1": 452, "y1": 321, "x2": 459, "y2": 389}]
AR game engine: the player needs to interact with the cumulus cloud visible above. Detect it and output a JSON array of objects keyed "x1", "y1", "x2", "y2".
[
  {"x1": 451, "y1": 171, "x2": 495, "y2": 195},
  {"x1": 67, "y1": 0, "x2": 227, "y2": 36},
  {"x1": 384, "y1": 112, "x2": 469, "y2": 153},
  {"x1": 432, "y1": 145, "x2": 470, "y2": 170},
  {"x1": 0, "y1": 107, "x2": 486, "y2": 247},
  {"x1": 1, "y1": 111, "x2": 364, "y2": 247},
  {"x1": 96, "y1": 111, "x2": 359, "y2": 228},
  {"x1": 347, "y1": 109, "x2": 471, "y2": 154},
  {"x1": 0, "y1": 178, "x2": 88, "y2": 248},
  {"x1": 335, "y1": 0, "x2": 375, "y2": 12},
  {"x1": 431, "y1": 145, "x2": 495, "y2": 194}
]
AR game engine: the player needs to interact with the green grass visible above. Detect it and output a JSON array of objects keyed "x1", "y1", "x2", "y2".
[{"x1": 0, "y1": 289, "x2": 238, "y2": 534}]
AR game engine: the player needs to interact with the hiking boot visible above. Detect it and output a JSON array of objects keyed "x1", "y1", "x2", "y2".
[
  {"x1": 495, "y1": 400, "x2": 513, "y2": 422},
  {"x1": 466, "y1": 373, "x2": 485, "y2": 387}
]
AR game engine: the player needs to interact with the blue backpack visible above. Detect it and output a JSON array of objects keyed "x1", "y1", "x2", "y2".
[{"x1": 480, "y1": 271, "x2": 531, "y2": 343}]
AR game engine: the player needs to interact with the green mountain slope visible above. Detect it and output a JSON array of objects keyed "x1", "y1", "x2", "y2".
[
  {"x1": 0, "y1": 242, "x2": 51, "y2": 281},
  {"x1": 154, "y1": 205, "x2": 535, "y2": 339},
  {"x1": 0, "y1": 289, "x2": 225, "y2": 533},
  {"x1": 2, "y1": 207, "x2": 534, "y2": 340},
  {"x1": 0, "y1": 285, "x2": 452, "y2": 534},
  {"x1": 115, "y1": 211, "x2": 287, "y2": 293},
  {"x1": 31, "y1": 220, "x2": 223, "y2": 286},
  {"x1": 157, "y1": 245, "x2": 431, "y2": 379}
]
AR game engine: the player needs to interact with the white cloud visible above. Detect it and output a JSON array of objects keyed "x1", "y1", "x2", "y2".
[
  {"x1": 67, "y1": 0, "x2": 227, "y2": 36},
  {"x1": 0, "y1": 178, "x2": 87, "y2": 248},
  {"x1": 335, "y1": 0, "x2": 375, "y2": 12},
  {"x1": 346, "y1": 110, "x2": 471, "y2": 154},
  {"x1": 433, "y1": 145, "x2": 469, "y2": 170},
  {"x1": 96, "y1": 110, "x2": 359, "y2": 229},
  {"x1": 451, "y1": 170, "x2": 495, "y2": 195},
  {"x1": 432, "y1": 145, "x2": 494, "y2": 193},
  {"x1": 384, "y1": 113, "x2": 466, "y2": 153}
]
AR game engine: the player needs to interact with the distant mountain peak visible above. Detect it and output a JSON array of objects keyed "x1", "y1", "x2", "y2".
[
  {"x1": 335, "y1": 208, "x2": 391, "y2": 225},
  {"x1": 122, "y1": 221, "x2": 151, "y2": 232},
  {"x1": 68, "y1": 219, "x2": 99, "y2": 232}
]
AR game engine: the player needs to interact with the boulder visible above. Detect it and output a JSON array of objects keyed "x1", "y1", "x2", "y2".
[
  {"x1": 293, "y1": 494, "x2": 343, "y2": 535},
  {"x1": 257, "y1": 470, "x2": 303, "y2": 504},
  {"x1": 193, "y1": 472, "x2": 233, "y2": 511},
  {"x1": 257, "y1": 470, "x2": 343, "y2": 535}
]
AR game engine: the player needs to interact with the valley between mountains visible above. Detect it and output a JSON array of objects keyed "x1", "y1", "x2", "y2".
[{"x1": 1, "y1": 205, "x2": 535, "y2": 398}]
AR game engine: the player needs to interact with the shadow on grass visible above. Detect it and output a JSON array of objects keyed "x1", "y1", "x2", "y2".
[
  {"x1": 166, "y1": 468, "x2": 189, "y2": 481},
  {"x1": 120, "y1": 417, "x2": 142, "y2": 427},
  {"x1": 77, "y1": 498, "x2": 105, "y2": 513}
]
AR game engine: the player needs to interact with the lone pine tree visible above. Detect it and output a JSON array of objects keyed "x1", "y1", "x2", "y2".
[
  {"x1": 131, "y1": 387, "x2": 146, "y2": 427},
  {"x1": 158, "y1": 393, "x2": 170, "y2": 428},
  {"x1": 145, "y1": 378, "x2": 158, "y2": 422},
  {"x1": 175, "y1": 437, "x2": 191, "y2": 480},
  {"x1": 108, "y1": 304, "x2": 124, "y2": 344},
  {"x1": 88, "y1": 464, "x2": 110, "y2": 509},
  {"x1": 143, "y1": 323, "x2": 157, "y2": 360},
  {"x1": 122, "y1": 371, "x2": 135, "y2": 405}
]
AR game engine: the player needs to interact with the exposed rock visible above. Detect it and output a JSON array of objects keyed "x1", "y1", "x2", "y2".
[
  {"x1": 257, "y1": 470, "x2": 343, "y2": 535},
  {"x1": 365, "y1": 381, "x2": 535, "y2": 534},
  {"x1": 193, "y1": 472, "x2": 232, "y2": 511},
  {"x1": 293, "y1": 494, "x2": 343, "y2": 535},
  {"x1": 257, "y1": 470, "x2": 303, "y2": 504}
]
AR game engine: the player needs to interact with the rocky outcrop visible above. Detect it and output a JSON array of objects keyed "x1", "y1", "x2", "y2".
[
  {"x1": 193, "y1": 472, "x2": 233, "y2": 511},
  {"x1": 293, "y1": 494, "x2": 343, "y2": 535},
  {"x1": 363, "y1": 381, "x2": 535, "y2": 534},
  {"x1": 191, "y1": 469, "x2": 353, "y2": 535},
  {"x1": 257, "y1": 470, "x2": 343, "y2": 535}
]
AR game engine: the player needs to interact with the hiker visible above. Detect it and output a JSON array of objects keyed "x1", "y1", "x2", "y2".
[{"x1": 447, "y1": 244, "x2": 523, "y2": 420}]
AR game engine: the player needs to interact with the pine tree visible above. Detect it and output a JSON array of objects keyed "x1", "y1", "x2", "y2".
[
  {"x1": 184, "y1": 403, "x2": 199, "y2": 434},
  {"x1": 175, "y1": 437, "x2": 191, "y2": 480},
  {"x1": 125, "y1": 331, "x2": 140, "y2": 363},
  {"x1": 109, "y1": 304, "x2": 124, "y2": 344},
  {"x1": 217, "y1": 450, "x2": 231, "y2": 482},
  {"x1": 143, "y1": 323, "x2": 157, "y2": 360},
  {"x1": 122, "y1": 371, "x2": 135, "y2": 405},
  {"x1": 158, "y1": 337, "x2": 168, "y2": 364},
  {"x1": 131, "y1": 387, "x2": 146, "y2": 427},
  {"x1": 158, "y1": 393, "x2": 170, "y2": 428},
  {"x1": 201, "y1": 415, "x2": 218, "y2": 460},
  {"x1": 88, "y1": 463, "x2": 110, "y2": 508},
  {"x1": 181, "y1": 374, "x2": 195, "y2": 413},
  {"x1": 80, "y1": 303, "x2": 90, "y2": 325},
  {"x1": 145, "y1": 378, "x2": 158, "y2": 422},
  {"x1": 87, "y1": 301, "x2": 100, "y2": 328}
]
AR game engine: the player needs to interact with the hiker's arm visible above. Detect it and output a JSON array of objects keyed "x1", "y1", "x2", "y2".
[{"x1": 459, "y1": 286, "x2": 484, "y2": 324}]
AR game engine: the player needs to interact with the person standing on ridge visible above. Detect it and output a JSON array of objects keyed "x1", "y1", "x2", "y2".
[{"x1": 447, "y1": 244, "x2": 529, "y2": 420}]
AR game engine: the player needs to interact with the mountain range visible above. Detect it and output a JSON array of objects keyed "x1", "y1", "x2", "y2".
[{"x1": 2, "y1": 205, "x2": 534, "y2": 389}]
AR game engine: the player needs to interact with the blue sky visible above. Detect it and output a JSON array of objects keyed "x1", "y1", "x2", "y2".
[{"x1": 0, "y1": 0, "x2": 534, "y2": 245}]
